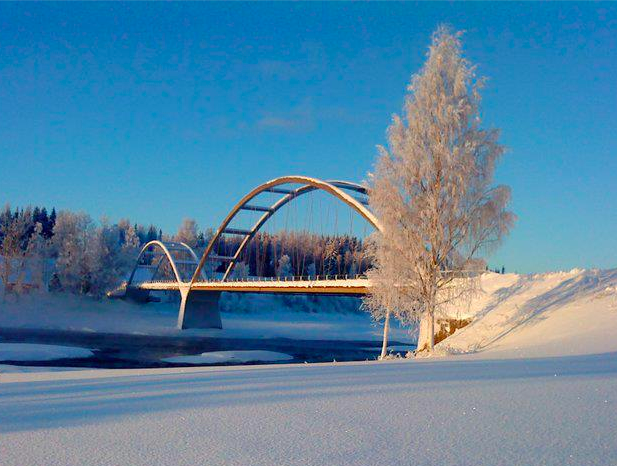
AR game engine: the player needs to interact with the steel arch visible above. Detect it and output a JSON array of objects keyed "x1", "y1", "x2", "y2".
[
  {"x1": 127, "y1": 240, "x2": 200, "y2": 286},
  {"x1": 190, "y1": 175, "x2": 382, "y2": 284}
]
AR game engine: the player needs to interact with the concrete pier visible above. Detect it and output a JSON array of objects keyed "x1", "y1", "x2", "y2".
[{"x1": 177, "y1": 290, "x2": 223, "y2": 329}]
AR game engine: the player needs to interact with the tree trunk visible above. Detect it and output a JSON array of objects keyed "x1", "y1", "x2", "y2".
[
  {"x1": 427, "y1": 289, "x2": 436, "y2": 352},
  {"x1": 416, "y1": 312, "x2": 429, "y2": 352},
  {"x1": 428, "y1": 309, "x2": 435, "y2": 352},
  {"x1": 1, "y1": 258, "x2": 12, "y2": 300},
  {"x1": 379, "y1": 308, "x2": 391, "y2": 360}
]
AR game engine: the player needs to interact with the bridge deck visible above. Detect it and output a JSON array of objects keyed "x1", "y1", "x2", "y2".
[{"x1": 134, "y1": 278, "x2": 370, "y2": 295}]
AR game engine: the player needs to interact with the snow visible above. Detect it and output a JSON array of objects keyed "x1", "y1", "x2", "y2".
[
  {"x1": 363, "y1": 344, "x2": 416, "y2": 353},
  {"x1": 0, "y1": 364, "x2": 89, "y2": 374},
  {"x1": 0, "y1": 343, "x2": 93, "y2": 362},
  {"x1": 1, "y1": 269, "x2": 616, "y2": 465},
  {"x1": 162, "y1": 350, "x2": 293, "y2": 364},
  {"x1": 0, "y1": 292, "x2": 412, "y2": 343},
  {"x1": 438, "y1": 269, "x2": 617, "y2": 358},
  {"x1": 1, "y1": 353, "x2": 616, "y2": 466}
]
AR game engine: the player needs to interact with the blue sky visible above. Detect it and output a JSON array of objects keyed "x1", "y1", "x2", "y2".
[{"x1": 1, "y1": 2, "x2": 615, "y2": 273}]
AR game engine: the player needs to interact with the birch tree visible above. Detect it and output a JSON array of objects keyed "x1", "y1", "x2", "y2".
[
  {"x1": 175, "y1": 218, "x2": 199, "y2": 248},
  {"x1": 87, "y1": 220, "x2": 125, "y2": 297},
  {"x1": 363, "y1": 26, "x2": 514, "y2": 354},
  {"x1": 52, "y1": 211, "x2": 95, "y2": 294}
]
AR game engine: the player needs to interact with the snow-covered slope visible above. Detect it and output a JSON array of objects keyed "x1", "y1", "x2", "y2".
[{"x1": 439, "y1": 268, "x2": 617, "y2": 358}]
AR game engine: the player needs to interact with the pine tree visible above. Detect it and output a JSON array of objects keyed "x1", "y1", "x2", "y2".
[
  {"x1": 39, "y1": 207, "x2": 52, "y2": 239},
  {"x1": 48, "y1": 208, "x2": 57, "y2": 239},
  {"x1": 146, "y1": 225, "x2": 158, "y2": 243}
]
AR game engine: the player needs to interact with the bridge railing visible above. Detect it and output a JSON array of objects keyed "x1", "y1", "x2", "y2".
[
  {"x1": 201, "y1": 274, "x2": 369, "y2": 283},
  {"x1": 133, "y1": 274, "x2": 369, "y2": 285}
]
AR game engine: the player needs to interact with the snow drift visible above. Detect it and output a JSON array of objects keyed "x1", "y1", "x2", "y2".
[{"x1": 438, "y1": 268, "x2": 617, "y2": 358}]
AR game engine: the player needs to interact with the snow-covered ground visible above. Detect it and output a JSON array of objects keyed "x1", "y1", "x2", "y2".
[
  {"x1": 0, "y1": 364, "x2": 89, "y2": 374},
  {"x1": 162, "y1": 350, "x2": 294, "y2": 364},
  {"x1": 0, "y1": 343, "x2": 93, "y2": 362},
  {"x1": 1, "y1": 352, "x2": 616, "y2": 466}
]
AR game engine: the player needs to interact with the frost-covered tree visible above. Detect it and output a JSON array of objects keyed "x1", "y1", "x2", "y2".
[
  {"x1": 322, "y1": 239, "x2": 338, "y2": 276},
  {"x1": 87, "y1": 220, "x2": 126, "y2": 297},
  {"x1": 0, "y1": 207, "x2": 34, "y2": 297},
  {"x1": 52, "y1": 212, "x2": 95, "y2": 294},
  {"x1": 175, "y1": 218, "x2": 199, "y2": 248},
  {"x1": 276, "y1": 254, "x2": 293, "y2": 278},
  {"x1": 348, "y1": 259, "x2": 358, "y2": 278},
  {"x1": 231, "y1": 261, "x2": 249, "y2": 280},
  {"x1": 121, "y1": 222, "x2": 141, "y2": 267},
  {"x1": 306, "y1": 262, "x2": 317, "y2": 279},
  {"x1": 26, "y1": 222, "x2": 49, "y2": 289},
  {"x1": 364, "y1": 26, "x2": 514, "y2": 353}
]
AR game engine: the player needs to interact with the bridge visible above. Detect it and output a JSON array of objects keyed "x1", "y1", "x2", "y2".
[{"x1": 116, "y1": 176, "x2": 381, "y2": 329}]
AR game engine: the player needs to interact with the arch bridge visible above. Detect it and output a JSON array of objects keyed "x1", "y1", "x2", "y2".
[{"x1": 119, "y1": 176, "x2": 380, "y2": 329}]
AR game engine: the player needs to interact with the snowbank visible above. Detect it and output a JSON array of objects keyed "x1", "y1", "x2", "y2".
[
  {"x1": 162, "y1": 350, "x2": 293, "y2": 364},
  {"x1": 0, "y1": 343, "x2": 93, "y2": 362},
  {"x1": 438, "y1": 268, "x2": 617, "y2": 357}
]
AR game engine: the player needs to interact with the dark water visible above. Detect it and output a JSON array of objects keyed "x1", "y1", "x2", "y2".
[{"x1": 0, "y1": 328, "x2": 414, "y2": 369}]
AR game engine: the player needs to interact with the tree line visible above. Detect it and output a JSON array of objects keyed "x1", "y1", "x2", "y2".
[{"x1": 0, "y1": 206, "x2": 371, "y2": 298}]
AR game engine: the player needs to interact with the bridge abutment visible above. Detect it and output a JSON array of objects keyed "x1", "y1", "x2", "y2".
[{"x1": 178, "y1": 289, "x2": 223, "y2": 330}]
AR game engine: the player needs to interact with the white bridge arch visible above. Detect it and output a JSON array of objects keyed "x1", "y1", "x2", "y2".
[
  {"x1": 190, "y1": 175, "x2": 382, "y2": 284},
  {"x1": 123, "y1": 175, "x2": 380, "y2": 329},
  {"x1": 126, "y1": 240, "x2": 201, "y2": 287}
]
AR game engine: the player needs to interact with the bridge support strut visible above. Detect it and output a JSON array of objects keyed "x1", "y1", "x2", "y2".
[{"x1": 178, "y1": 289, "x2": 223, "y2": 330}]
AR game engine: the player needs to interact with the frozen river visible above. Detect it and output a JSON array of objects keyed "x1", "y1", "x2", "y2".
[{"x1": 0, "y1": 327, "x2": 413, "y2": 369}]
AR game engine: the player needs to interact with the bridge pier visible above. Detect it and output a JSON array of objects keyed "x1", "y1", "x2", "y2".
[{"x1": 177, "y1": 289, "x2": 223, "y2": 330}]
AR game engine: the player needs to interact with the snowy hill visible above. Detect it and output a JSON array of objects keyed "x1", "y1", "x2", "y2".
[{"x1": 438, "y1": 268, "x2": 617, "y2": 358}]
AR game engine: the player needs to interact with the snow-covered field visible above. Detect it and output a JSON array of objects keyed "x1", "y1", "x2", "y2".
[{"x1": 1, "y1": 351, "x2": 616, "y2": 466}]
